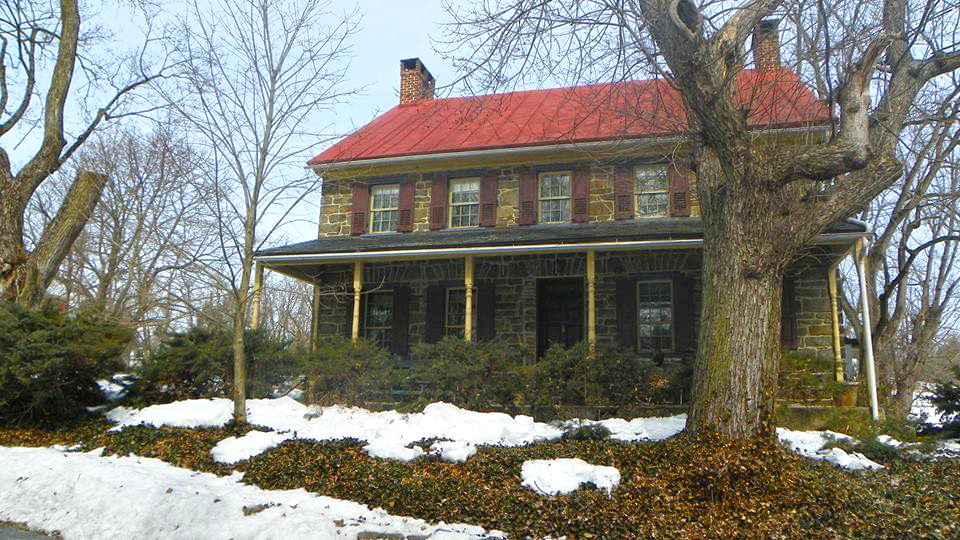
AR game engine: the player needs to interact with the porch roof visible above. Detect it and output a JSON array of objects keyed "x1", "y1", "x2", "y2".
[{"x1": 257, "y1": 218, "x2": 866, "y2": 268}]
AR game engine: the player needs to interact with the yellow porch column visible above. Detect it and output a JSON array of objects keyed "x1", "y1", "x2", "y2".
[
  {"x1": 351, "y1": 261, "x2": 363, "y2": 343},
  {"x1": 587, "y1": 250, "x2": 596, "y2": 354},
  {"x1": 464, "y1": 255, "x2": 474, "y2": 342},
  {"x1": 827, "y1": 267, "x2": 844, "y2": 382},
  {"x1": 251, "y1": 263, "x2": 264, "y2": 330}
]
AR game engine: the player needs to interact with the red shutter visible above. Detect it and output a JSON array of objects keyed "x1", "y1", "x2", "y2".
[
  {"x1": 614, "y1": 165, "x2": 633, "y2": 220},
  {"x1": 479, "y1": 172, "x2": 498, "y2": 227},
  {"x1": 351, "y1": 183, "x2": 369, "y2": 235},
  {"x1": 572, "y1": 165, "x2": 590, "y2": 223},
  {"x1": 397, "y1": 176, "x2": 416, "y2": 232},
  {"x1": 518, "y1": 167, "x2": 537, "y2": 225},
  {"x1": 668, "y1": 164, "x2": 691, "y2": 217},
  {"x1": 430, "y1": 175, "x2": 448, "y2": 230}
]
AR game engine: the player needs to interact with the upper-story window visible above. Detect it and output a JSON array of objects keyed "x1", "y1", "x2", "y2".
[
  {"x1": 449, "y1": 178, "x2": 480, "y2": 228},
  {"x1": 370, "y1": 184, "x2": 399, "y2": 233},
  {"x1": 634, "y1": 165, "x2": 669, "y2": 217},
  {"x1": 538, "y1": 171, "x2": 571, "y2": 223}
]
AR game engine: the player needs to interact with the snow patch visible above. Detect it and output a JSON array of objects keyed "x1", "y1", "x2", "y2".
[
  {"x1": 0, "y1": 446, "x2": 503, "y2": 540},
  {"x1": 210, "y1": 430, "x2": 294, "y2": 465},
  {"x1": 521, "y1": 458, "x2": 620, "y2": 496},
  {"x1": 777, "y1": 428, "x2": 884, "y2": 470},
  {"x1": 429, "y1": 440, "x2": 477, "y2": 463}
]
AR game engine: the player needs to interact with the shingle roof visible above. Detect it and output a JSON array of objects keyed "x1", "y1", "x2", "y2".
[
  {"x1": 308, "y1": 68, "x2": 830, "y2": 166},
  {"x1": 256, "y1": 219, "x2": 865, "y2": 257}
]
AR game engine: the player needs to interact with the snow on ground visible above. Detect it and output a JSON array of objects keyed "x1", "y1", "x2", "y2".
[
  {"x1": 107, "y1": 398, "x2": 687, "y2": 464},
  {"x1": 0, "y1": 446, "x2": 503, "y2": 540},
  {"x1": 107, "y1": 397, "x2": 949, "y2": 471},
  {"x1": 521, "y1": 458, "x2": 621, "y2": 496},
  {"x1": 776, "y1": 428, "x2": 884, "y2": 470}
]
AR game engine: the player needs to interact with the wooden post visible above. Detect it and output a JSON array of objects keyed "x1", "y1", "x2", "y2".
[
  {"x1": 351, "y1": 261, "x2": 363, "y2": 343},
  {"x1": 587, "y1": 250, "x2": 596, "y2": 354},
  {"x1": 251, "y1": 263, "x2": 264, "y2": 330},
  {"x1": 827, "y1": 266, "x2": 844, "y2": 382},
  {"x1": 464, "y1": 255, "x2": 474, "y2": 342}
]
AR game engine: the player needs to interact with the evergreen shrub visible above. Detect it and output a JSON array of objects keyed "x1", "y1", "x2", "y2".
[
  {"x1": 0, "y1": 301, "x2": 133, "y2": 426},
  {"x1": 126, "y1": 327, "x2": 297, "y2": 404},
  {"x1": 299, "y1": 336, "x2": 393, "y2": 405}
]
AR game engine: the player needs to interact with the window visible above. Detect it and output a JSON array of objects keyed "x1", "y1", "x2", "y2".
[
  {"x1": 364, "y1": 290, "x2": 393, "y2": 350},
  {"x1": 634, "y1": 166, "x2": 669, "y2": 217},
  {"x1": 445, "y1": 287, "x2": 477, "y2": 337},
  {"x1": 370, "y1": 184, "x2": 399, "y2": 233},
  {"x1": 449, "y1": 178, "x2": 480, "y2": 228},
  {"x1": 539, "y1": 171, "x2": 571, "y2": 223},
  {"x1": 636, "y1": 281, "x2": 673, "y2": 351}
]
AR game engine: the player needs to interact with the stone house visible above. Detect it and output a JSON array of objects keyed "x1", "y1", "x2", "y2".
[{"x1": 256, "y1": 22, "x2": 862, "y2": 376}]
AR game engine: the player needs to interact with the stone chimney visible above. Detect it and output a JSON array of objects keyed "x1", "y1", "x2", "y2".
[
  {"x1": 752, "y1": 19, "x2": 781, "y2": 70},
  {"x1": 399, "y1": 58, "x2": 435, "y2": 105}
]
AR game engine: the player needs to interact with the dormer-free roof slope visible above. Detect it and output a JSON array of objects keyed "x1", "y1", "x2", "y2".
[{"x1": 309, "y1": 68, "x2": 830, "y2": 167}]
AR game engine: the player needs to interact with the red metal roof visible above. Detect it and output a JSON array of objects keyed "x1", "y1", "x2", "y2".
[{"x1": 309, "y1": 68, "x2": 830, "y2": 166}]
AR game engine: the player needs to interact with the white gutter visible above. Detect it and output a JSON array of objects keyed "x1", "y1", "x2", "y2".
[
  {"x1": 854, "y1": 238, "x2": 880, "y2": 420},
  {"x1": 308, "y1": 126, "x2": 828, "y2": 173}
]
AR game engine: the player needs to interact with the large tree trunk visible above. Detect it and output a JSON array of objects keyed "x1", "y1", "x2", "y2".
[{"x1": 686, "y1": 152, "x2": 784, "y2": 436}]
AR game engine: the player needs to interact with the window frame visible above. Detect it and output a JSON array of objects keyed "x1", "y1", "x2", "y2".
[
  {"x1": 448, "y1": 177, "x2": 481, "y2": 228},
  {"x1": 444, "y1": 286, "x2": 478, "y2": 337},
  {"x1": 537, "y1": 170, "x2": 572, "y2": 224},
  {"x1": 635, "y1": 279, "x2": 674, "y2": 352},
  {"x1": 633, "y1": 165, "x2": 670, "y2": 218},
  {"x1": 364, "y1": 289, "x2": 394, "y2": 350},
  {"x1": 369, "y1": 184, "x2": 400, "y2": 233}
]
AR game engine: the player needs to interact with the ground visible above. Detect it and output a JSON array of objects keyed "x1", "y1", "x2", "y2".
[{"x1": 0, "y1": 399, "x2": 958, "y2": 539}]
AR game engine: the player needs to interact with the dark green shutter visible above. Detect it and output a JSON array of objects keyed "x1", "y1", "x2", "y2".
[
  {"x1": 391, "y1": 286, "x2": 411, "y2": 355},
  {"x1": 672, "y1": 273, "x2": 696, "y2": 353},
  {"x1": 780, "y1": 276, "x2": 798, "y2": 349},
  {"x1": 424, "y1": 285, "x2": 445, "y2": 343},
  {"x1": 477, "y1": 282, "x2": 496, "y2": 341},
  {"x1": 616, "y1": 278, "x2": 637, "y2": 350},
  {"x1": 342, "y1": 292, "x2": 355, "y2": 339}
]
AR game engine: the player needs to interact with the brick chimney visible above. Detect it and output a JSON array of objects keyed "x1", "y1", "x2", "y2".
[
  {"x1": 752, "y1": 19, "x2": 781, "y2": 70},
  {"x1": 399, "y1": 58, "x2": 435, "y2": 105}
]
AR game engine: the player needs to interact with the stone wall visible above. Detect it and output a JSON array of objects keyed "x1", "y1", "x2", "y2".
[
  {"x1": 789, "y1": 262, "x2": 836, "y2": 362},
  {"x1": 312, "y1": 252, "x2": 836, "y2": 363},
  {"x1": 313, "y1": 250, "x2": 703, "y2": 357},
  {"x1": 317, "y1": 164, "x2": 700, "y2": 236}
]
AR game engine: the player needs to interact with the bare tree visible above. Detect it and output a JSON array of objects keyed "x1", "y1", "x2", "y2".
[
  {"x1": 441, "y1": 0, "x2": 960, "y2": 437},
  {"x1": 838, "y1": 80, "x2": 960, "y2": 418},
  {"x1": 166, "y1": 0, "x2": 357, "y2": 423},
  {"x1": 26, "y1": 124, "x2": 217, "y2": 353},
  {"x1": 0, "y1": 0, "x2": 177, "y2": 306}
]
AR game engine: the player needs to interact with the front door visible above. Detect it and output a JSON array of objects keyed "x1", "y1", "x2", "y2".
[{"x1": 537, "y1": 277, "x2": 584, "y2": 358}]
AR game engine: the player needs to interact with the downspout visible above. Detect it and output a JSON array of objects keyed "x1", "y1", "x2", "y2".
[
  {"x1": 854, "y1": 238, "x2": 880, "y2": 420},
  {"x1": 828, "y1": 247, "x2": 854, "y2": 383}
]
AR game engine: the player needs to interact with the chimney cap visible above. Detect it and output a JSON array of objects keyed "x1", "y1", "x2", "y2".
[{"x1": 400, "y1": 58, "x2": 434, "y2": 84}]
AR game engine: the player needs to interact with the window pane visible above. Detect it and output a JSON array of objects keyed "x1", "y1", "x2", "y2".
[
  {"x1": 634, "y1": 166, "x2": 668, "y2": 192},
  {"x1": 540, "y1": 198, "x2": 570, "y2": 223},
  {"x1": 451, "y1": 180, "x2": 480, "y2": 203},
  {"x1": 451, "y1": 204, "x2": 478, "y2": 227},
  {"x1": 539, "y1": 173, "x2": 570, "y2": 198},
  {"x1": 365, "y1": 291, "x2": 394, "y2": 350},
  {"x1": 372, "y1": 209, "x2": 397, "y2": 232},
  {"x1": 447, "y1": 289, "x2": 466, "y2": 326},
  {"x1": 637, "y1": 193, "x2": 668, "y2": 217},
  {"x1": 372, "y1": 185, "x2": 399, "y2": 210}
]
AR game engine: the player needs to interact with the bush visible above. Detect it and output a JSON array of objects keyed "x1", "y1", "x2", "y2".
[
  {"x1": 559, "y1": 420, "x2": 611, "y2": 441},
  {"x1": 298, "y1": 336, "x2": 393, "y2": 405},
  {"x1": 519, "y1": 342, "x2": 691, "y2": 418},
  {"x1": 0, "y1": 301, "x2": 133, "y2": 426},
  {"x1": 126, "y1": 327, "x2": 297, "y2": 405},
  {"x1": 930, "y1": 365, "x2": 960, "y2": 437},
  {"x1": 409, "y1": 337, "x2": 525, "y2": 410}
]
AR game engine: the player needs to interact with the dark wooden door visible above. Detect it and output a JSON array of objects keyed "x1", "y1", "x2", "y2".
[{"x1": 537, "y1": 277, "x2": 584, "y2": 358}]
